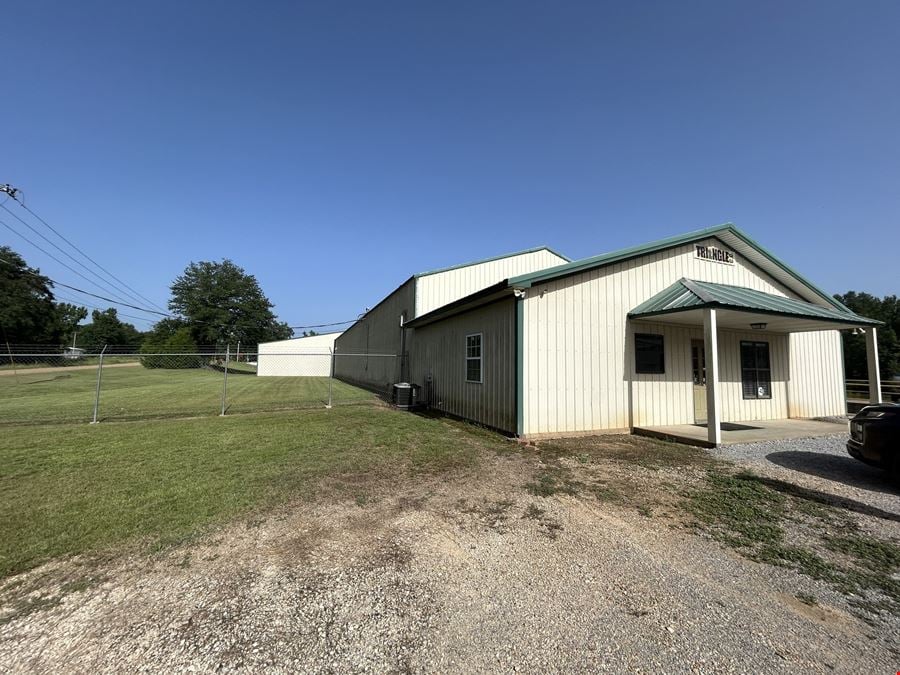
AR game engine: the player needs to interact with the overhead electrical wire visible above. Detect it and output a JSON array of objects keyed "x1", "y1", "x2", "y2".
[
  {"x1": 0, "y1": 202, "x2": 154, "y2": 310},
  {"x1": 0, "y1": 216, "x2": 149, "y2": 308},
  {"x1": 53, "y1": 293, "x2": 157, "y2": 325},
  {"x1": 1, "y1": 252, "x2": 332, "y2": 333},
  {"x1": 15, "y1": 200, "x2": 168, "y2": 313},
  {"x1": 0, "y1": 254, "x2": 269, "y2": 332},
  {"x1": 0, "y1": 194, "x2": 359, "y2": 334},
  {"x1": 288, "y1": 319, "x2": 358, "y2": 330},
  {"x1": 0, "y1": 252, "x2": 171, "y2": 317}
]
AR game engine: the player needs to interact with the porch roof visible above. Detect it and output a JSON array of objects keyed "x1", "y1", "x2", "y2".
[{"x1": 628, "y1": 278, "x2": 880, "y2": 332}]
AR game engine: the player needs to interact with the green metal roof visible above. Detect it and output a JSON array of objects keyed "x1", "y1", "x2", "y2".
[
  {"x1": 629, "y1": 278, "x2": 880, "y2": 326},
  {"x1": 414, "y1": 246, "x2": 570, "y2": 278},
  {"x1": 508, "y1": 223, "x2": 852, "y2": 313}
]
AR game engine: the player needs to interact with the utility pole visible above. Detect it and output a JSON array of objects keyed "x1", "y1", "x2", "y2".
[{"x1": 0, "y1": 184, "x2": 23, "y2": 203}]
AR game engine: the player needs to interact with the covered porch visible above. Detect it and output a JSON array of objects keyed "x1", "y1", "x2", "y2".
[
  {"x1": 633, "y1": 417, "x2": 846, "y2": 448},
  {"x1": 628, "y1": 278, "x2": 883, "y2": 447}
]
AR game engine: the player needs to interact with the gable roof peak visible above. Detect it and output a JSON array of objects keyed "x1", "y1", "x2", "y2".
[{"x1": 509, "y1": 223, "x2": 849, "y2": 313}]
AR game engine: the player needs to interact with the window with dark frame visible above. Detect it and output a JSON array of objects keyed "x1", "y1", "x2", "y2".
[
  {"x1": 741, "y1": 340, "x2": 771, "y2": 399},
  {"x1": 465, "y1": 333, "x2": 482, "y2": 383},
  {"x1": 635, "y1": 333, "x2": 665, "y2": 374}
]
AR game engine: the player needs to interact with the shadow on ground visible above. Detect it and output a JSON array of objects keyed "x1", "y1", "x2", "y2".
[{"x1": 765, "y1": 450, "x2": 899, "y2": 497}]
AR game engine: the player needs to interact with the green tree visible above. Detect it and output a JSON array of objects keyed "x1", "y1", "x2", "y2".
[
  {"x1": 141, "y1": 326, "x2": 202, "y2": 369},
  {"x1": 834, "y1": 292, "x2": 899, "y2": 380},
  {"x1": 56, "y1": 303, "x2": 88, "y2": 346},
  {"x1": 142, "y1": 317, "x2": 189, "y2": 345},
  {"x1": 77, "y1": 309, "x2": 143, "y2": 352},
  {"x1": 169, "y1": 259, "x2": 292, "y2": 348},
  {"x1": 0, "y1": 245, "x2": 61, "y2": 346}
]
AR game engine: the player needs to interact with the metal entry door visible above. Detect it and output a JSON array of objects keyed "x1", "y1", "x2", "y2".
[{"x1": 691, "y1": 339, "x2": 707, "y2": 424}]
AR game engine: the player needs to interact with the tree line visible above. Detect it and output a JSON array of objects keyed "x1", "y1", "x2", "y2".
[
  {"x1": 834, "y1": 292, "x2": 899, "y2": 381},
  {"x1": 1, "y1": 245, "x2": 293, "y2": 354}
]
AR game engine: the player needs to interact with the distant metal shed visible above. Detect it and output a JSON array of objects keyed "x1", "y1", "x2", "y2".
[{"x1": 256, "y1": 332, "x2": 342, "y2": 377}]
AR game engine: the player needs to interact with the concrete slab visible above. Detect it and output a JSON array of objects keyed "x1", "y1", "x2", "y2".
[{"x1": 633, "y1": 418, "x2": 848, "y2": 448}]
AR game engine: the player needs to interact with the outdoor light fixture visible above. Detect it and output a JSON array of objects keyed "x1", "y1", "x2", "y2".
[{"x1": 750, "y1": 322, "x2": 767, "y2": 330}]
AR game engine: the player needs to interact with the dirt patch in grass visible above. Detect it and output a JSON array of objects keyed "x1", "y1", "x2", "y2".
[
  {"x1": 0, "y1": 568, "x2": 107, "y2": 626},
  {"x1": 535, "y1": 433, "x2": 715, "y2": 470},
  {"x1": 519, "y1": 434, "x2": 718, "y2": 522}
]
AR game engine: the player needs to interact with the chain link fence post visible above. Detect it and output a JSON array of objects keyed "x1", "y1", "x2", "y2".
[
  {"x1": 220, "y1": 344, "x2": 230, "y2": 416},
  {"x1": 90, "y1": 344, "x2": 108, "y2": 424},
  {"x1": 326, "y1": 348, "x2": 335, "y2": 409}
]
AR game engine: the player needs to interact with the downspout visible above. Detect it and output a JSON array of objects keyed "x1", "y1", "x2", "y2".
[
  {"x1": 399, "y1": 312, "x2": 408, "y2": 383},
  {"x1": 514, "y1": 289, "x2": 526, "y2": 437}
]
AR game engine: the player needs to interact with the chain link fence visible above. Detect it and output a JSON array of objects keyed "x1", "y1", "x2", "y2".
[{"x1": 0, "y1": 349, "x2": 400, "y2": 425}]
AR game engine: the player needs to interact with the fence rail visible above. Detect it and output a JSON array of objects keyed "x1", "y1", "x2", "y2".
[
  {"x1": 0, "y1": 350, "x2": 400, "y2": 426},
  {"x1": 845, "y1": 378, "x2": 900, "y2": 404}
]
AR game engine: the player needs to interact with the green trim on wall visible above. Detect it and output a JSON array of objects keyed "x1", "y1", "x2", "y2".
[{"x1": 516, "y1": 297, "x2": 524, "y2": 437}]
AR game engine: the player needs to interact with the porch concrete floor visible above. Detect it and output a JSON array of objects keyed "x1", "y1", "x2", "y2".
[{"x1": 633, "y1": 418, "x2": 847, "y2": 448}]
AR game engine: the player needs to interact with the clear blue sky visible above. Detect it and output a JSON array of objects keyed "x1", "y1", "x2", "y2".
[{"x1": 2, "y1": 1, "x2": 898, "y2": 332}]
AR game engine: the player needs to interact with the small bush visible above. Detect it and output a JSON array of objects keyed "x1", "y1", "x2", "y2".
[{"x1": 140, "y1": 328, "x2": 204, "y2": 369}]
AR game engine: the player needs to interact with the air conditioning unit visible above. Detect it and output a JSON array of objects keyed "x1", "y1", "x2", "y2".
[{"x1": 392, "y1": 382, "x2": 420, "y2": 409}]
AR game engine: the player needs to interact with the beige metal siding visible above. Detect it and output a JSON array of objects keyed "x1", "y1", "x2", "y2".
[
  {"x1": 522, "y1": 237, "x2": 826, "y2": 436},
  {"x1": 415, "y1": 249, "x2": 567, "y2": 317},
  {"x1": 620, "y1": 323, "x2": 789, "y2": 427},
  {"x1": 333, "y1": 279, "x2": 414, "y2": 392},
  {"x1": 788, "y1": 330, "x2": 846, "y2": 417},
  {"x1": 257, "y1": 333, "x2": 341, "y2": 377},
  {"x1": 717, "y1": 330, "x2": 789, "y2": 422},
  {"x1": 409, "y1": 299, "x2": 517, "y2": 433}
]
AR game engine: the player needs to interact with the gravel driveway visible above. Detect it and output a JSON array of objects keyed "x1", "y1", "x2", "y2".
[
  {"x1": 1, "y1": 435, "x2": 898, "y2": 673},
  {"x1": 709, "y1": 434, "x2": 899, "y2": 522}
]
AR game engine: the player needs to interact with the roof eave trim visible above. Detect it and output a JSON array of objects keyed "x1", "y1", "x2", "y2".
[
  {"x1": 414, "y1": 246, "x2": 570, "y2": 279},
  {"x1": 509, "y1": 223, "x2": 848, "y2": 314},
  {"x1": 720, "y1": 228, "x2": 851, "y2": 313},
  {"x1": 510, "y1": 222, "x2": 737, "y2": 289},
  {"x1": 405, "y1": 280, "x2": 513, "y2": 328},
  {"x1": 628, "y1": 302, "x2": 883, "y2": 327}
]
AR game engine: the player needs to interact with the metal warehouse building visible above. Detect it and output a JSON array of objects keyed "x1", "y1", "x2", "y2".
[
  {"x1": 336, "y1": 224, "x2": 883, "y2": 446},
  {"x1": 257, "y1": 332, "x2": 342, "y2": 377},
  {"x1": 333, "y1": 247, "x2": 569, "y2": 391}
]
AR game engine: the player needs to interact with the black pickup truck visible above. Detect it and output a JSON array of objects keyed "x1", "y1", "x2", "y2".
[{"x1": 847, "y1": 403, "x2": 900, "y2": 482}]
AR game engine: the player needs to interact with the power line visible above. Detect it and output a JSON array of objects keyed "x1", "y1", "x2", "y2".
[
  {"x1": 0, "y1": 230, "x2": 348, "y2": 333},
  {"x1": 288, "y1": 319, "x2": 357, "y2": 330},
  {"x1": 53, "y1": 293, "x2": 157, "y2": 325},
  {"x1": 0, "y1": 201, "x2": 158, "y2": 311},
  {"x1": 0, "y1": 254, "x2": 251, "y2": 331},
  {"x1": 0, "y1": 216, "x2": 144, "y2": 307},
  {"x1": 0, "y1": 185, "x2": 166, "y2": 312},
  {"x1": 0, "y1": 252, "x2": 171, "y2": 317},
  {"x1": 17, "y1": 199, "x2": 169, "y2": 313}
]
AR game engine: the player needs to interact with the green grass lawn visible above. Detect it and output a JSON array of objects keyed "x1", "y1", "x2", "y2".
[
  {"x1": 0, "y1": 406, "x2": 504, "y2": 579},
  {"x1": 0, "y1": 365, "x2": 375, "y2": 425}
]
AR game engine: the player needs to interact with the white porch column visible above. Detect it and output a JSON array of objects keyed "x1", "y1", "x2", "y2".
[
  {"x1": 866, "y1": 327, "x2": 882, "y2": 404},
  {"x1": 703, "y1": 308, "x2": 721, "y2": 446}
]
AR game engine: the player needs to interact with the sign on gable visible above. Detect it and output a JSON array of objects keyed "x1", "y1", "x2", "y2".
[{"x1": 694, "y1": 244, "x2": 735, "y2": 265}]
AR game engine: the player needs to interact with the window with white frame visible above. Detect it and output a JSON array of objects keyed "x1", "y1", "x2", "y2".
[
  {"x1": 465, "y1": 333, "x2": 482, "y2": 383},
  {"x1": 740, "y1": 340, "x2": 771, "y2": 399}
]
